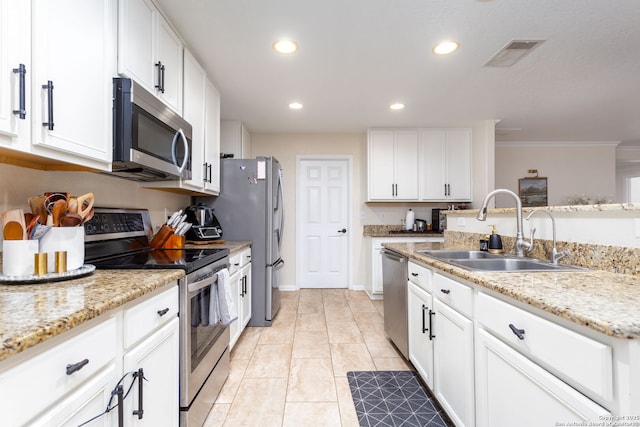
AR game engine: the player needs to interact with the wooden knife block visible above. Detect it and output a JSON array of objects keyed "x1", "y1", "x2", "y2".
[{"x1": 163, "y1": 234, "x2": 185, "y2": 249}]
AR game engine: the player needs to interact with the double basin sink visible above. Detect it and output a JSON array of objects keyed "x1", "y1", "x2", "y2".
[{"x1": 417, "y1": 250, "x2": 588, "y2": 272}]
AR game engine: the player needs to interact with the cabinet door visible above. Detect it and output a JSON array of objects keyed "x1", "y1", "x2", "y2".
[
  {"x1": 393, "y1": 130, "x2": 419, "y2": 199},
  {"x1": 31, "y1": 0, "x2": 115, "y2": 167},
  {"x1": 155, "y1": 14, "x2": 182, "y2": 112},
  {"x1": 228, "y1": 270, "x2": 242, "y2": 348},
  {"x1": 203, "y1": 79, "x2": 221, "y2": 193},
  {"x1": 419, "y1": 130, "x2": 447, "y2": 200},
  {"x1": 118, "y1": 0, "x2": 155, "y2": 91},
  {"x1": 446, "y1": 129, "x2": 472, "y2": 201},
  {"x1": 240, "y1": 262, "x2": 252, "y2": 328},
  {"x1": 123, "y1": 317, "x2": 179, "y2": 427},
  {"x1": 475, "y1": 328, "x2": 610, "y2": 427},
  {"x1": 434, "y1": 299, "x2": 475, "y2": 427},
  {"x1": 182, "y1": 49, "x2": 207, "y2": 190},
  {"x1": 0, "y1": 0, "x2": 30, "y2": 150},
  {"x1": 368, "y1": 130, "x2": 395, "y2": 200},
  {"x1": 29, "y1": 363, "x2": 117, "y2": 427},
  {"x1": 408, "y1": 282, "x2": 435, "y2": 389}
]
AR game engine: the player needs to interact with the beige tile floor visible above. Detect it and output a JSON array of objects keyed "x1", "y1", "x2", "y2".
[{"x1": 203, "y1": 289, "x2": 412, "y2": 427}]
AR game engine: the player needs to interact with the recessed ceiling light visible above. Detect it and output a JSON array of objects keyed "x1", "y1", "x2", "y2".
[
  {"x1": 273, "y1": 39, "x2": 298, "y2": 54},
  {"x1": 289, "y1": 102, "x2": 303, "y2": 110},
  {"x1": 433, "y1": 40, "x2": 459, "y2": 55},
  {"x1": 390, "y1": 103, "x2": 405, "y2": 110}
]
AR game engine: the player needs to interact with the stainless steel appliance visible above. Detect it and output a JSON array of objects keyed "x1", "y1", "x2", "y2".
[
  {"x1": 84, "y1": 208, "x2": 229, "y2": 427},
  {"x1": 198, "y1": 156, "x2": 284, "y2": 326},
  {"x1": 381, "y1": 249, "x2": 408, "y2": 358},
  {"x1": 110, "y1": 78, "x2": 192, "y2": 182}
]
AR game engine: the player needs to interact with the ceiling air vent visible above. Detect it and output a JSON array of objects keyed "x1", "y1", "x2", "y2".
[{"x1": 484, "y1": 40, "x2": 545, "y2": 67}]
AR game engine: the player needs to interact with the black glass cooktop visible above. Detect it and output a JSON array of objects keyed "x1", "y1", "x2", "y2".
[{"x1": 88, "y1": 247, "x2": 229, "y2": 272}]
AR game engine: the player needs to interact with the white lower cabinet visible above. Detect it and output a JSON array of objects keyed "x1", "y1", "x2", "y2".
[
  {"x1": 123, "y1": 317, "x2": 179, "y2": 426},
  {"x1": 0, "y1": 284, "x2": 179, "y2": 426},
  {"x1": 433, "y1": 289, "x2": 475, "y2": 427},
  {"x1": 229, "y1": 246, "x2": 252, "y2": 348},
  {"x1": 408, "y1": 280, "x2": 435, "y2": 389},
  {"x1": 475, "y1": 328, "x2": 610, "y2": 427}
]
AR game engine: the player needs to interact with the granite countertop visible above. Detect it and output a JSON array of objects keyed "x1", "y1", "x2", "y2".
[
  {"x1": 363, "y1": 225, "x2": 444, "y2": 238},
  {"x1": 0, "y1": 240, "x2": 250, "y2": 363},
  {"x1": 0, "y1": 269, "x2": 184, "y2": 362},
  {"x1": 383, "y1": 242, "x2": 640, "y2": 340}
]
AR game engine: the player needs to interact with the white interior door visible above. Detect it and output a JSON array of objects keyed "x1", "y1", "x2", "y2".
[{"x1": 297, "y1": 158, "x2": 350, "y2": 288}]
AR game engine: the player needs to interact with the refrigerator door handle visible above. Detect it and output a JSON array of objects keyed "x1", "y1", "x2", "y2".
[
  {"x1": 276, "y1": 168, "x2": 285, "y2": 247},
  {"x1": 271, "y1": 258, "x2": 285, "y2": 271}
]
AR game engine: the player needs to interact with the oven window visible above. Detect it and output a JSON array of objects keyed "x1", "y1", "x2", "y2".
[{"x1": 190, "y1": 285, "x2": 225, "y2": 372}]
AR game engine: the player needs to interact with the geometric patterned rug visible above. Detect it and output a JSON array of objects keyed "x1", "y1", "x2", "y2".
[{"x1": 347, "y1": 371, "x2": 452, "y2": 427}]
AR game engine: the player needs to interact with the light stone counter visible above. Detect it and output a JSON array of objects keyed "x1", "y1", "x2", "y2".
[
  {"x1": 383, "y1": 241, "x2": 640, "y2": 339},
  {"x1": 185, "y1": 240, "x2": 251, "y2": 254},
  {"x1": 0, "y1": 269, "x2": 184, "y2": 362}
]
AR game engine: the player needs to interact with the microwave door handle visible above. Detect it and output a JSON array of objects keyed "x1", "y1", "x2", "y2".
[{"x1": 172, "y1": 128, "x2": 189, "y2": 173}]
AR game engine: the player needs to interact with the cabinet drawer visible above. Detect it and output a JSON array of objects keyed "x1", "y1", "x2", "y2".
[
  {"x1": 408, "y1": 261, "x2": 432, "y2": 293},
  {"x1": 229, "y1": 252, "x2": 242, "y2": 276},
  {"x1": 433, "y1": 273, "x2": 473, "y2": 317},
  {"x1": 240, "y1": 247, "x2": 252, "y2": 267},
  {"x1": 124, "y1": 285, "x2": 178, "y2": 348},
  {"x1": 0, "y1": 317, "x2": 117, "y2": 426},
  {"x1": 477, "y1": 292, "x2": 613, "y2": 402}
]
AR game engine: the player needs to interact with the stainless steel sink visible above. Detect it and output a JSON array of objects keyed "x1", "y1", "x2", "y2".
[
  {"x1": 418, "y1": 250, "x2": 588, "y2": 272},
  {"x1": 448, "y1": 258, "x2": 588, "y2": 272},
  {"x1": 417, "y1": 250, "x2": 503, "y2": 260}
]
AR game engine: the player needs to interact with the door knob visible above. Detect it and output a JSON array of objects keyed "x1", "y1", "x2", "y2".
[{"x1": 338, "y1": 228, "x2": 347, "y2": 233}]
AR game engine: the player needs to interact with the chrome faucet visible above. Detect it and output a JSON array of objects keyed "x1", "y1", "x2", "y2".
[
  {"x1": 525, "y1": 209, "x2": 568, "y2": 265},
  {"x1": 476, "y1": 189, "x2": 532, "y2": 257}
]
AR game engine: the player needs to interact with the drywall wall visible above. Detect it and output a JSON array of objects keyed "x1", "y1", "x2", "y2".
[
  {"x1": 495, "y1": 142, "x2": 617, "y2": 207},
  {"x1": 0, "y1": 164, "x2": 190, "y2": 231}
]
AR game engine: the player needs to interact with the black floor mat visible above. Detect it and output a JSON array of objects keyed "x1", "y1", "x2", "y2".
[{"x1": 347, "y1": 371, "x2": 451, "y2": 427}]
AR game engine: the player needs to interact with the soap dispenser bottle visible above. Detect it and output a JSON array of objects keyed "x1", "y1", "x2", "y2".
[{"x1": 488, "y1": 225, "x2": 504, "y2": 254}]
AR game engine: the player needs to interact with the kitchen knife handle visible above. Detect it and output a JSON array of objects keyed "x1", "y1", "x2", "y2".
[
  {"x1": 12, "y1": 64, "x2": 26, "y2": 119},
  {"x1": 42, "y1": 80, "x2": 54, "y2": 130}
]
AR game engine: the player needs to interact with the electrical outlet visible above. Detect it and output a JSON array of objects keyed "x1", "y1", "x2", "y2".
[
  {"x1": 380, "y1": 212, "x2": 385, "y2": 220},
  {"x1": 360, "y1": 212, "x2": 366, "y2": 220},
  {"x1": 635, "y1": 218, "x2": 640, "y2": 238},
  {"x1": 457, "y1": 217, "x2": 466, "y2": 227}
]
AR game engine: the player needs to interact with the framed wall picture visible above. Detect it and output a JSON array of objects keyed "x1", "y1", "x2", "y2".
[{"x1": 518, "y1": 177, "x2": 548, "y2": 207}]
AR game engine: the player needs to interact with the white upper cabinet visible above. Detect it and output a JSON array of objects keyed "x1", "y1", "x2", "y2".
[
  {"x1": 118, "y1": 0, "x2": 183, "y2": 113},
  {"x1": 220, "y1": 120, "x2": 251, "y2": 159},
  {"x1": 0, "y1": 0, "x2": 30, "y2": 152},
  {"x1": 420, "y1": 128, "x2": 472, "y2": 201},
  {"x1": 30, "y1": 0, "x2": 116, "y2": 169},
  {"x1": 182, "y1": 49, "x2": 207, "y2": 190},
  {"x1": 204, "y1": 79, "x2": 221, "y2": 194},
  {"x1": 367, "y1": 129, "x2": 419, "y2": 201}
]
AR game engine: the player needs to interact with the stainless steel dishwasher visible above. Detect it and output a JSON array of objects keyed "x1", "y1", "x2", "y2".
[{"x1": 381, "y1": 249, "x2": 408, "y2": 358}]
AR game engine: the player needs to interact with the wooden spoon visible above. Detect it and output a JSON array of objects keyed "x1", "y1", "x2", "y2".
[
  {"x1": 3, "y1": 221, "x2": 24, "y2": 240},
  {"x1": 81, "y1": 207, "x2": 95, "y2": 225},
  {"x1": 76, "y1": 193, "x2": 94, "y2": 219},
  {"x1": 51, "y1": 199, "x2": 68, "y2": 227},
  {"x1": 60, "y1": 213, "x2": 82, "y2": 227}
]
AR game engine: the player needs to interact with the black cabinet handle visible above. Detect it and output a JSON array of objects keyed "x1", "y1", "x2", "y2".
[
  {"x1": 116, "y1": 384, "x2": 124, "y2": 427},
  {"x1": 208, "y1": 163, "x2": 212, "y2": 183},
  {"x1": 509, "y1": 324, "x2": 526, "y2": 340},
  {"x1": 157, "y1": 307, "x2": 170, "y2": 316},
  {"x1": 155, "y1": 61, "x2": 165, "y2": 93},
  {"x1": 203, "y1": 162, "x2": 208, "y2": 183},
  {"x1": 42, "y1": 80, "x2": 54, "y2": 130},
  {"x1": 338, "y1": 228, "x2": 347, "y2": 233},
  {"x1": 66, "y1": 358, "x2": 89, "y2": 375},
  {"x1": 12, "y1": 64, "x2": 26, "y2": 119},
  {"x1": 133, "y1": 368, "x2": 145, "y2": 419},
  {"x1": 421, "y1": 304, "x2": 428, "y2": 334},
  {"x1": 411, "y1": 272, "x2": 418, "y2": 277},
  {"x1": 440, "y1": 289, "x2": 451, "y2": 294},
  {"x1": 428, "y1": 310, "x2": 435, "y2": 340}
]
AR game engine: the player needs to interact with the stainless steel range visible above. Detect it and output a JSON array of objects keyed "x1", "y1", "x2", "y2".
[{"x1": 84, "y1": 208, "x2": 230, "y2": 427}]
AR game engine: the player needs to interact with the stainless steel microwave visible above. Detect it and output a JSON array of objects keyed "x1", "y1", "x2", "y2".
[{"x1": 110, "y1": 78, "x2": 192, "y2": 182}]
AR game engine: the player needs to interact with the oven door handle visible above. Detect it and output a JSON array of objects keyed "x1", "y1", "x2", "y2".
[{"x1": 188, "y1": 274, "x2": 218, "y2": 294}]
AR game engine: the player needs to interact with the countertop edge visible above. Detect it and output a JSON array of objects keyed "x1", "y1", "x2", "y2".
[{"x1": 383, "y1": 242, "x2": 640, "y2": 340}]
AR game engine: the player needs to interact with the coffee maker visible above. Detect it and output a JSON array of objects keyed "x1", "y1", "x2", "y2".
[
  {"x1": 431, "y1": 208, "x2": 446, "y2": 233},
  {"x1": 183, "y1": 203, "x2": 223, "y2": 241}
]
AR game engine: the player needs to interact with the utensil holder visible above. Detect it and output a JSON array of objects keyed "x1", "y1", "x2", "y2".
[{"x1": 39, "y1": 226, "x2": 84, "y2": 271}]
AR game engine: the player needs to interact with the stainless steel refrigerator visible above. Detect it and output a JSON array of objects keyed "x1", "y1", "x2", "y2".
[{"x1": 201, "y1": 157, "x2": 284, "y2": 326}]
